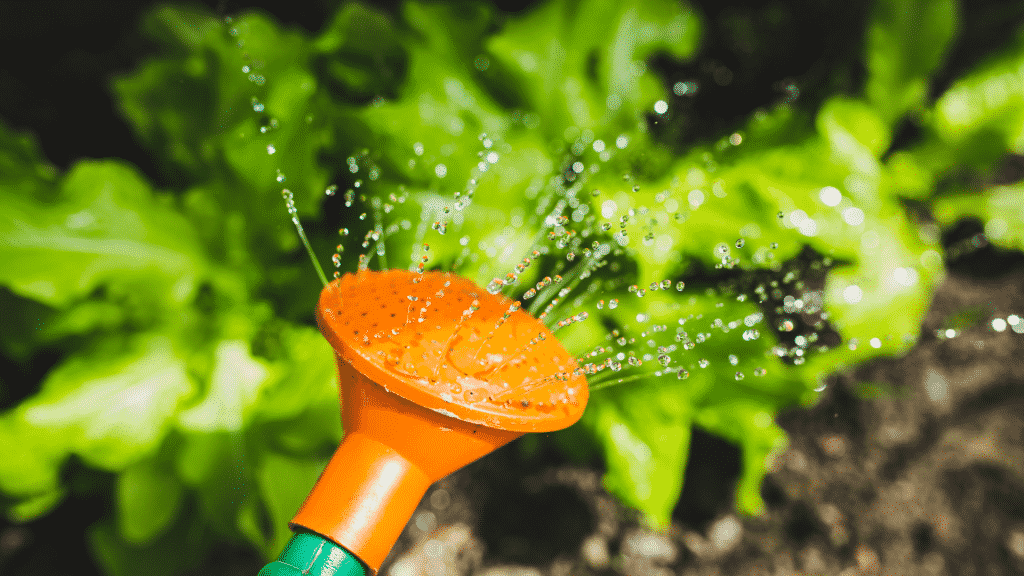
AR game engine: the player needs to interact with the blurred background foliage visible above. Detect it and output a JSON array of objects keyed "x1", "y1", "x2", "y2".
[{"x1": 1, "y1": 0, "x2": 1023, "y2": 574}]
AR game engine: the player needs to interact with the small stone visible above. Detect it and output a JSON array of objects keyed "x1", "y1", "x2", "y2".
[
  {"x1": 385, "y1": 524, "x2": 475, "y2": 576},
  {"x1": 430, "y1": 488, "x2": 451, "y2": 511},
  {"x1": 819, "y1": 434, "x2": 848, "y2": 458},
  {"x1": 621, "y1": 528, "x2": 677, "y2": 564},
  {"x1": 682, "y1": 532, "x2": 713, "y2": 559},
  {"x1": 708, "y1": 515, "x2": 742, "y2": 553},
  {"x1": 855, "y1": 544, "x2": 881, "y2": 575},
  {"x1": 1008, "y1": 530, "x2": 1024, "y2": 558},
  {"x1": 581, "y1": 535, "x2": 610, "y2": 569},
  {"x1": 799, "y1": 546, "x2": 827, "y2": 574},
  {"x1": 922, "y1": 367, "x2": 950, "y2": 412}
]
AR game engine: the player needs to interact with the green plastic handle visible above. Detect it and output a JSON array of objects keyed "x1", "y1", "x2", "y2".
[{"x1": 259, "y1": 531, "x2": 367, "y2": 576}]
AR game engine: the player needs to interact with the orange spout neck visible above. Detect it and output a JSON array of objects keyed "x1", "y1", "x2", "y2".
[{"x1": 290, "y1": 357, "x2": 521, "y2": 572}]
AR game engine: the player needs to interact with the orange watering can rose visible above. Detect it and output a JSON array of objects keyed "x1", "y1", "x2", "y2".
[{"x1": 261, "y1": 269, "x2": 589, "y2": 575}]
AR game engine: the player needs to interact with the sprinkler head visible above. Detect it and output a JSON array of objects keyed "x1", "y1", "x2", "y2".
[{"x1": 289, "y1": 269, "x2": 588, "y2": 572}]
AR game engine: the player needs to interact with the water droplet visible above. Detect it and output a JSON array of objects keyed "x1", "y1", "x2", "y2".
[
  {"x1": 325, "y1": 184, "x2": 338, "y2": 197},
  {"x1": 754, "y1": 367, "x2": 767, "y2": 376},
  {"x1": 266, "y1": 144, "x2": 276, "y2": 155},
  {"x1": 251, "y1": 97, "x2": 264, "y2": 112},
  {"x1": 675, "y1": 281, "x2": 685, "y2": 292},
  {"x1": 608, "y1": 299, "x2": 619, "y2": 309},
  {"x1": 735, "y1": 238, "x2": 745, "y2": 248},
  {"x1": 698, "y1": 358, "x2": 710, "y2": 368},
  {"x1": 676, "y1": 368, "x2": 689, "y2": 379},
  {"x1": 769, "y1": 242, "x2": 779, "y2": 249},
  {"x1": 778, "y1": 319, "x2": 794, "y2": 332},
  {"x1": 735, "y1": 371, "x2": 745, "y2": 381}
]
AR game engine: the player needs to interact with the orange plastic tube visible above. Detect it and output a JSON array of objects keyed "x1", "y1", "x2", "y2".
[{"x1": 291, "y1": 357, "x2": 520, "y2": 571}]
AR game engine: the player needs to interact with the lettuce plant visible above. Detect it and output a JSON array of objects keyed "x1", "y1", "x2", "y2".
[{"x1": 1, "y1": 1, "x2": 1022, "y2": 575}]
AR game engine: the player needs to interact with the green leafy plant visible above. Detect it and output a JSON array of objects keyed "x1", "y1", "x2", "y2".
[{"x1": 1, "y1": 1, "x2": 1023, "y2": 574}]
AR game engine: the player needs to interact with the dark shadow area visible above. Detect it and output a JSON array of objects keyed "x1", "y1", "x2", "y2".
[
  {"x1": 941, "y1": 218, "x2": 1024, "y2": 279},
  {"x1": 0, "y1": 458, "x2": 111, "y2": 576},
  {"x1": 648, "y1": 0, "x2": 870, "y2": 148},
  {"x1": 673, "y1": 426, "x2": 742, "y2": 532},
  {"x1": 474, "y1": 441, "x2": 596, "y2": 565}
]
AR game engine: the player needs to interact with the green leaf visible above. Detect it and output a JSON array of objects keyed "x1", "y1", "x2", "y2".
[
  {"x1": 113, "y1": 6, "x2": 330, "y2": 223},
  {"x1": 865, "y1": 0, "x2": 959, "y2": 123},
  {"x1": 89, "y1": 515, "x2": 207, "y2": 576},
  {"x1": 312, "y1": 3, "x2": 407, "y2": 102},
  {"x1": 486, "y1": 0, "x2": 700, "y2": 137},
  {"x1": 175, "y1": 431, "x2": 257, "y2": 540},
  {"x1": 116, "y1": 458, "x2": 185, "y2": 543},
  {"x1": 0, "y1": 118, "x2": 58, "y2": 197},
  {"x1": 177, "y1": 340, "x2": 271, "y2": 433},
  {"x1": 930, "y1": 27, "x2": 1024, "y2": 157},
  {"x1": 15, "y1": 335, "x2": 194, "y2": 471},
  {"x1": 822, "y1": 221, "x2": 943, "y2": 360},
  {"x1": 252, "y1": 323, "x2": 338, "y2": 423},
  {"x1": 0, "y1": 415, "x2": 63, "y2": 500},
  {"x1": 0, "y1": 159, "x2": 207, "y2": 308},
  {"x1": 585, "y1": 380, "x2": 692, "y2": 528},
  {"x1": 694, "y1": 400, "x2": 787, "y2": 516},
  {"x1": 7, "y1": 488, "x2": 66, "y2": 522},
  {"x1": 817, "y1": 97, "x2": 892, "y2": 160},
  {"x1": 932, "y1": 183, "x2": 1024, "y2": 252},
  {"x1": 253, "y1": 452, "x2": 328, "y2": 557}
]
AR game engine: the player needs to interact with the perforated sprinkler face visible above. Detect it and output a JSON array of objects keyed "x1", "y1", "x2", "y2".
[{"x1": 317, "y1": 269, "x2": 589, "y2": 432}]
